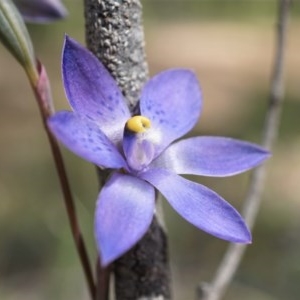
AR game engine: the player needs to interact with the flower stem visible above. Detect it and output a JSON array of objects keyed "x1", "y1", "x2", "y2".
[
  {"x1": 198, "y1": 1, "x2": 291, "y2": 299},
  {"x1": 95, "y1": 257, "x2": 111, "y2": 300},
  {"x1": 28, "y1": 61, "x2": 96, "y2": 300}
]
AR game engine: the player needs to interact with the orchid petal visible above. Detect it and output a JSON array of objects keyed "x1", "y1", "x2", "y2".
[
  {"x1": 13, "y1": 0, "x2": 67, "y2": 23},
  {"x1": 95, "y1": 173, "x2": 155, "y2": 266},
  {"x1": 140, "y1": 69, "x2": 202, "y2": 155},
  {"x1": 62, "y1": 36, "x2": 130, "y2": 144},
  {"x1": 48, "y1": 111, "x2": 127, "y2": 169},
  {"x1": 123, "y1": 129, "x2": 155, "y2": 172},
  {"x1": 140, "y1": 169, "x2": 251, "y2": 243},
  {"x1": 151, "y1": 136, "x2": 270, "y2": 177}
]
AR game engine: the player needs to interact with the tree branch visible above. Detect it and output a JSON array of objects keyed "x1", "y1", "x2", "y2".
[
  {"x1": 84, "y1": 0, "x2": 148, "y2": 112},
  {"x1": 198, "y1": 1, "x2": 291, "y2": 300},
  {"x1": 83, "y1": 1, "x2": 171, "y2": 299}
]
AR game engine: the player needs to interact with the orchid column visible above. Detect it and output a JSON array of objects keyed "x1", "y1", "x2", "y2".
[{"x1": 83, "y1": 1, "x2": 171, "y2": 299}]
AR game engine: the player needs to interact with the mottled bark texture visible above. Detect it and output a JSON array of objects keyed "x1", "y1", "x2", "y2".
[
  {"x1": 84, "y1": 1, "x2": 171, "y2": 299},
  {"x1": 114, "y1": 216, "x2": 171, "y2": 300},
  {"x1": 84, "y1": 0, "x2": 148, "y2": 111}
]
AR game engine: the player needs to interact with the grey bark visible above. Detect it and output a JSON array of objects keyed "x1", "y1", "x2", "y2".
[
  {"x1": 84, "y1": 0, "x2": 148, "y2": 111},
  {"x1": 114, "y1": 216, "x2": 171, "y2": 300},
  {"x1": 84, "y1": 1, "x2": 171, "y2": 299}
]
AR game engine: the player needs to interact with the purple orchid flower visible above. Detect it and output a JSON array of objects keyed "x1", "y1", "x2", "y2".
[
  {"x1": 48, "y1": 36, "x2": 270, "y2": 266},
  {"x1": 13, "y1": 0, "x2": 67, "y2": 23}
]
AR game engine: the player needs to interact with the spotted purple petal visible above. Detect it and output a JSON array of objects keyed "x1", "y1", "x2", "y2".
[
  {"x1": 95, "y1": 173, "x2": 155, "y2": 266},
  {"x1": 140, "y1": 69, "x2": 202, "y2": 156},
  {"x1": 46, "y1": 37, "x2": 272, "y2": 265},
  {"x1": 13, "y1": 0, "x2": 67, "y2": 23},
  {"x1": 151, "y1": 136, "x2": 271, "y2": 177},
  {"x1": 140, "y1": 168, "x2": 251, "y2": 243},
  {"x1": 48, "y1": 111, "x2": 127, "y2": 169},
  {"x1": 62, "y1": 36, "x2": 131, "y2": 144}
]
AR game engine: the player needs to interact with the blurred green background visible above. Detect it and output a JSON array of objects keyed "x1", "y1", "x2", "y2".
[{"x1": 0, "y1": 0, "x2": 299, "y2": 299}]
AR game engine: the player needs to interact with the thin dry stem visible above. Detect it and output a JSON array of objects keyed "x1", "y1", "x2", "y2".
[
  {"x1": 30, "y1": 62, "x2": 96, "y2": 300},
  {"x1": 198, "y1": 1, "x2": 291, "y2": 299}
]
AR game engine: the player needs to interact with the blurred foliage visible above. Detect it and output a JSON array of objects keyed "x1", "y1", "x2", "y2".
[
  {"x1": 142, "y1": 0, "x2": 300, "y2": 21},
  {"x1": 0, "y1": 1, "x2": 299, "y2": 300}
]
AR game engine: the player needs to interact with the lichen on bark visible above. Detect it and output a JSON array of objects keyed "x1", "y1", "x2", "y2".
[{"x1": 84, "y1": 1, "x2": 171, "y2": 299}]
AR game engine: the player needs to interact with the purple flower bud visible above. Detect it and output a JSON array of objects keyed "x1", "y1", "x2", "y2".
[{"x1": 13, "y1": 0, "x2": 67, "y2": 23}]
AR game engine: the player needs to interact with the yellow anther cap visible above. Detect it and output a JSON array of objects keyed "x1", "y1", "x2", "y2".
[{"x1": 126, "y1": 115, "x2": 151, "y2": 133}]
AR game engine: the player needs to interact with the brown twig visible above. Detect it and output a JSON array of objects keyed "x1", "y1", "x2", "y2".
[
  {"x1": 95, "y1": 257, "x2": 111, "y2": 300},
  {"x1": 29, "y1": 61, "x2": 96, "y2": 300},
  {"x1": 198, "y1": 1, "x2": 291, "y2": 300}
]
